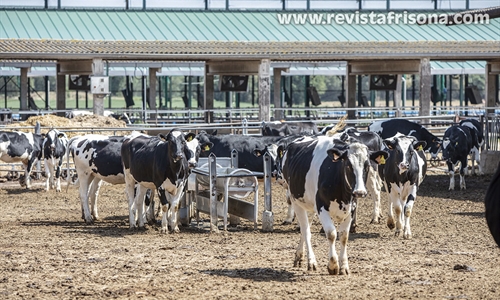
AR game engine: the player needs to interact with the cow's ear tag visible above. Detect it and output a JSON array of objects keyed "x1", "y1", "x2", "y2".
[
  {"x1": 377, "y1": 155, "x2": 386, "y2": 165},
  {"x1": 204, "y1": 145, "x2": 210, "y2": 151},
  {"x1": 455, "y1": 142, "x2": 458, "y2": 146},
  {"x1": 387, "y1": 145, "x2": 393, "y2": 150},
  {"x1": 279, "y1": 149, "x2": 283, "y2": 158},
  {"x1": 417, "y1": 145, "x2": 423, "y2": 151},
  {"x1": 186, "y1": 135, "x2": 193, "y2": 142}
]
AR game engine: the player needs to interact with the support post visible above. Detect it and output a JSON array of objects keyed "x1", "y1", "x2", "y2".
[
  {"x1": 92, "y1": 58, "x2": 104, "y2": 116},
  {"x1": 258, "y1": 59, "x2": 271, "y2": 122},
  {"x1": 262, "y1": 153, "x2": 273, "y2": 232},
  {"x1": 346, "y1": 63, "x2": 356, "y2": 120},
  {"x1": 56, "y1": 64, "x2": 66, "y2": 117},
  {"x1": 419, "y1": 58, "x2": 432, "y2": 124},
  {"x1": 44, "y1": 76, "x2": 50, "y2": 109},
  {"x1": 149, "y1": 68, "x2": 158, "y2": 120},
  {"x1": 19, "y1": 68, "x2": 29, "y2": 119},
  {"x1": 485, "y1": 63, "x2": 497, "y2": 115},
  {"x1": 394, "y1": 74, "x2": 402, "y2": 117},
  {"x1": 273, "y1": 67, "x2": 283, "y2": 121},
  {"x1": 204, "y1": 65, "x2": 214, "y2": 123}
]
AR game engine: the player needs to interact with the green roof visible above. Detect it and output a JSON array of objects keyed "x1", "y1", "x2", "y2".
[{"x1": 0, "y1": 9, "x2": 498, "y2": 61}]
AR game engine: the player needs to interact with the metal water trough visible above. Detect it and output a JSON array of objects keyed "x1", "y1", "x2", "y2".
[{"x1": 180, "y1": 150, "x2": 273, "y2": 232}]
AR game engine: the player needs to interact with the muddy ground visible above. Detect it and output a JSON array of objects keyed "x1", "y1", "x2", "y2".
[{"x1": 0, "y1": 169, "x2": 499, "y2": 300}]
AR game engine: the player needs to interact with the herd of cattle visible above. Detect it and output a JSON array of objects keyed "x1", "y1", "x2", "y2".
[{"x1": 0, "y1": 117, "x2": 498, "y2": 275}]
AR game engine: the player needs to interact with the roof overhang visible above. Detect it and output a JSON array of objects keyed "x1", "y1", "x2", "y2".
[{"x1": 1, "y1": 39, "x2": 499, "y2": 61}]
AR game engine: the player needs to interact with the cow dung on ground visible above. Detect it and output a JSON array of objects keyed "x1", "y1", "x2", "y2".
[{"x1": 0, "y1": 169, "x2": 498, "y2": 299}]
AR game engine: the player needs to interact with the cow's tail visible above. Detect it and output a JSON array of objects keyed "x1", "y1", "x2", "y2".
[
  {"x1": 65, "y1": 136, "x2": 81, "y2": 192},
  {"x1": 325, "y1": 115, "x2": 347, "y2": 137}
]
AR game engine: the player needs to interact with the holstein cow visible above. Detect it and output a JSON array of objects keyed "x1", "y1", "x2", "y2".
[
  {"x1": 67, "y1": 132, "x2": 209, "y2": 224},
  {"x1": 121, "y1": 129, "x2": 191, "y2": 232},
  {"x1": 459, "y1": 118, "x2": 484, "y2": 175},
  {"x1": 196, "y1": 131, "x2": 286, "y2": 173},
  {"x1": 279, "y1": 128, "x2": 386, "y2": 232},
  {"x1": 485, "y1": 162, "x2": 500, "y2": 247},
  {"x1": 0, "y1": 131, "x2": 44, "y2": 189},
  {"x1": 442, "y1": 125, "x2": 473, "y2": 190},
  {"x1": 369, "y1": 118, "x2": 442, "y2": 159},
  {"x1": 380, "y1": 134, "x2": 427, "y2": 239},
  {"x1": 261, "y1": 121, "x2": 318, "y2": 136},
  {"x1": 280, "y1": 135, "x2": 387, "y2": 275},
  {"x1": 42, "y1": 129, "x2": 68, "y2": 192}
]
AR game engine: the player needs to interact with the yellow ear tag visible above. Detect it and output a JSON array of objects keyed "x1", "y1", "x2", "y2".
[
  {"x1": 378, "y1": 155, "x2": 386, "y2": 165},
  {"x1": 204, "y1": 145, "x2": 210, "y2": 151},
  {"x1": 187, "y1": 136, "x2": 193, "y2": 142},
  {"x1": 417, "y1": 145, "x2": 423, "y2": 151}
]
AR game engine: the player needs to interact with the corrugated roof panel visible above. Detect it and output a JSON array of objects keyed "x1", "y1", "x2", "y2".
[{"x1": 250, "y1": 12, "x2": 301, "y2": 41}]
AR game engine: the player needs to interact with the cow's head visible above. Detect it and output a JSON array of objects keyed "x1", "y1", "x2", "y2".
[
  {"x1": 327, "y1": 139, "x2": 388, "y2": 198},
  {"x1": 43, "y1": 129, "x2": 67, "y2": 157},
  {"x1": 428, "y1": 138, "x2": 442, "y2": 159},
  {"x1": 158, "y1": 129, "x2": 186, "y2": 163},
  {"x1": 253, "y1": 143, "x2": 281, "y2": 181},
  {"x1": 384, "y1": 135, "x2": 426, "y2": 174},
  {"x1": 184, "y1": 132, "x2": 213, "y2": 169}
]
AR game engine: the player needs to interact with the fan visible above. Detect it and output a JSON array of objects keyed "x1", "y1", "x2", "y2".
[
  {"x1": 219, "y1": 75, "x2": 249, "y2": 92},
  {"x1": 369, "y1": 75, "x2": 397, "y2": 90}
]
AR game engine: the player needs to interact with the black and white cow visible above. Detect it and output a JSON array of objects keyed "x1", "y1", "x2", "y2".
[
  {"x1": 196, "y1": 131, "x2": 285, "y2": 173},
  {"x1": 262, "y1": 121, "x2": 318, "y2": 136},
  {"x1": 459, "y1": 118, "x2": 484, "y2": 175},
  {"x1": 0, "y1": 131, "x2": 44, "y2": 189},
  {"x1": 121, "y1": 129, "x2": 191, "y2": 232},
  {"x1": 42, "y1": 129, "x2": 68, "y2": 192},
  {"x1": 280, "y1": 135, "x2": 387, "y2": 275},
  {"x1": 369, "y1": 119, "x2": 442, "y2": 159},
  {"x1": 380, "y1": 134, "x2": 427, "y2": 239},
  {"x1": 442, "y1": 125, "x2": 473, "y2": 190},
  {"x1": 67, "y1": 132, "x2": 210, "y2": 224},
  {"x1": 485, "y1": 162, "x2": 500, "y2": 247}
]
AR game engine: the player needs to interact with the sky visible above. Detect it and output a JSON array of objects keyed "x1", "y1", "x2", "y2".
[{"x1": 0, "y1": 0, "x2": 498, "y2": 10}]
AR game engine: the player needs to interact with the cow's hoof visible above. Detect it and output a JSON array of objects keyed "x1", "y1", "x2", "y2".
[
  {"x1": 403, "y1": 232, "x2": 412, "y2": 239},
  {"x1": 84, "y1": 217, "x2": 94, "y2": 224},
  {"x1": 327, "y1": 258, "x2": 339, "y2": 275},
  {"x1": 339, "y1": 267, "x2": 350, "y2": 275},
  {"x1": 160, "y1": 227, "x2": 169, "y2": 234},
  {"x1": 307, "y1": 262, "x2": 317, "y2": 271},
  {"x1": 387, "y1": 219, "x2": 395, "y2": 230},
  {"x1": 394, "y1": 230, "x2": 401, "y2": 237},
  {"x1": 281, "y1": 220, "x2": 293, "y2": 225},
  {"x1": 349, "y1": 225, "x2": 357, "y2": 233},
  {"x1": 370, "y1": 218, "x2": 380, "y2": 224},
  {"x1": 293, "y1": 255, "x2": 303, "y2": 267}
]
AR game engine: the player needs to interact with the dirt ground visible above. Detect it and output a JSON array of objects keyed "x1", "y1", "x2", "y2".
[{"x1": 0, "y1": 168, "x2": 498, "y2": 300}]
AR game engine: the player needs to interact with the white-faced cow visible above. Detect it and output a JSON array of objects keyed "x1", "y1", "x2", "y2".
[
  {"x1": 281, "y1": 135, "x2": 387, "y2": 275},
  {"x1": 442, "y1": 125, "x2": 473, "y2": 190},
  {"x1": 380, "y1": 134, "x2": 427, "y2": 239},
  {"x1": 369, "y1": 119, "x2": 442, "y2": 159},
  {"x1": 485, "y1": 162, "x2": 500, "y2": 247},
  {"x1": 42, "y1": 129, "x2": 68, "y2": 192},
  {"x1": 0, "y1": 131, "x2": 44, "y2": 189},
  {"x1": 261, "y1": 121, "x2": 318, "y2": 136},
  {"x1": 121, "y1": 129, "x2": 191, "y2": 233},
  {"x1": 459, "y1": 118, "x2": 484, "y2": 175}
]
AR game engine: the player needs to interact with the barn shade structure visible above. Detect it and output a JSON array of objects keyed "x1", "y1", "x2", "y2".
[{"x1": 0, "y1": 8, "x2": 499, "y2": 121}]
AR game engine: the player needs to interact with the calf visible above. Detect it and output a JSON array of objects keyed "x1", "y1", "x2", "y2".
[
  {"x1": 369, "y1": 118, "x2": 442, "y2": 158},
  {"x1": 459, "y1": 118, "x2": 484, "y2": 175},
  {"x1": 121, "y1": 129, "x2": 191, "y2": 232},
  {"x1": 0, "y1": 131, "x2": 44, "y2": 189},
  {"x1": 281, "y1": 135, "x2": 387, "y2": 275},
  {"x1": 42, "y1": 129, "x2": 68, "y2": 192},
  {"x1": 262, "y1": 121, "x2": 318, "y2": 136},
  {"x1": 442, "y1": 125, "x2": 473, "y2": 190},
  {"x1": 485, "y1": 162, "x2": 500, "y2": 247},
  {"x1": 380, "y1": 134, "x2": 427, "y2": 239}
]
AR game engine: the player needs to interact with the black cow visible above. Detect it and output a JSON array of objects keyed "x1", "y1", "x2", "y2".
[
  {"x1": 485, "y1": 162, "x2": 500, "y2": 247},
  {"x1": 459, "y1": 118, "x2": 484, "y2": 175},
  {"x1": 0, "y1": 131, "x2": 44, "y2": 189},
  {"x1": 380, "y1": 134, "x2": 427, "y2": 239},
  {"x1": 121, "y1": 129, "x2": 191, "y2": 233},
  {"x1": 442, "y1": 125, "x2": 473, "y2": 190},
  {"x1": 42, "y1": 129, "x2": 68, "y2": 192},
  {"x1": 280, "y1": 135, "x2": 387, "y2": 275},
  {"x1": 369, "y1": 119, "x2": 442, "y2": 158},
  {"x1": 262, "y1": 121, "x2": 318, "y2": 136},
  {"x1": 196, "y1": 131, "x2": 285, "y2": 173}
]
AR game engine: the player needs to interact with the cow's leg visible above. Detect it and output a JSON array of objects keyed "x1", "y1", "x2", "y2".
[
  {"x1": 283, "y1": 202, "x2": 295, "y2": 225},
  {"x1": 317, "y1": 206, "x2": 338, "y2": 275},
  {"x1": 145, "y1": 189, "x2": 156, "y2": 225},
  {"x1": 293, "y1": 203, "x2": 317, "y2": 271},
  {"x1": 337, "y1": 210, "x2": 352, "y2": 275},
  {"x1": 157, "y1": 187, "x2": 169, "y2": 233},
  {"x1": 394, "y1": 198, "x2": 404, "y2": 237},
  {"x1": 134, "y1": 185, "x2": 148, "y2": 228},
  {"x1": 44, "y1": 158, "x2": 54, "y2": 191},
  {"x1": 472, "y1": 148, "x2": 483, "y2": 175},
  {"x1": 78, "y1": 174, "x2": 94, "y2": 224},
  {"x1": 124, "y1": 170, "x2": 137, "y2": 229},
  {"x1": 386, "y1": 183, "x2": 396, "y2": 230},
  {"x1": 24, "y1": 156, "x2": 38, "y2": 189},
  {"x1": 403, "y1": 186, "x2": 417, "y2": 239},
  {"x1": 167, "y1": 182, "x2": 186, "y2": 233},
  {"x1": 447, "y1": 161, "x2": 455, "y2": 190},
  {"x1": 54, "y1": 157, "x2": 63, "y2": 192},
  {"x1": 368, "y1": 169, "x2": 383, "y2": 224},
  {"x1": 88, "y1": 178, "x2": 103, "y2": 221},
  {"x1": 459, "y1": 159, "x2": 467, "y2": 190},
  {"x1": 349, "y1": 198, "x2": 358, "y2": 233}
]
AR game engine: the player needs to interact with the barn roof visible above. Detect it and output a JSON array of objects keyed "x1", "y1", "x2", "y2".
[{"x1": 0, "y1": 8, "x2": 499, "y2": 61}]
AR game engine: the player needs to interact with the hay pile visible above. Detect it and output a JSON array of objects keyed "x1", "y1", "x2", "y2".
[{"x1": 6, "y1": 114, "x2": 129, "y2": 138}]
